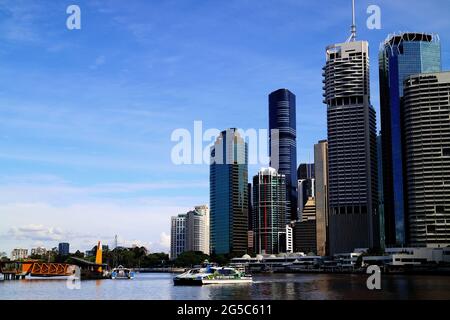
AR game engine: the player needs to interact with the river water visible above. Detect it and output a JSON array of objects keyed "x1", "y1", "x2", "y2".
[{"x1": 1, "y1": 273, "x2": 449, "y2": 300}]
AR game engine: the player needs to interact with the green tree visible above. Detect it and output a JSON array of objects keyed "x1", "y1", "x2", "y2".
[
  {"x1": 209, "y1": 253, "x2": 230, "y2": 266},
  {"x1": 0, "y1": 252, "x2": 9, "y2": 262},
  {"x1": 174, "y1": 251, "x2": 209, "y2": 267},
  {"x1": 72, "y1": 250, "x2": 85, "y2": 258},
  {"x1": 142, "y1": 252, "x2": 170, "y2": 267}
]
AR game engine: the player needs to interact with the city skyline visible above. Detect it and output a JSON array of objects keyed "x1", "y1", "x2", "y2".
[{"x1": 1, "y1": 0, "x2": 450, "y2": 255}]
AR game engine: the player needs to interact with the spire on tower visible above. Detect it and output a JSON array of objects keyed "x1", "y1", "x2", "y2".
[{"x1": 347, "y1": 0, "x2": 357, "y2": 42}]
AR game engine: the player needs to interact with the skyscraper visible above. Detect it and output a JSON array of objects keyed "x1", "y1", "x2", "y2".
[
  {"x1": 403, "y1": 72, "x2": 450, "y2": 248},
  {"x1": 186, "y1": 205, "x2": 210, "y2": 255},
  {"x1": 171, "y1": 205, "x2": 210, "y2": 259},
  {"x1": 253, "y1": 167, "x2": 287, "y2": 254},
  {"x1": 379, "y1": 32, "x2": 441, "y2": 246},
  {"x1": 210, "y1": 129, "x2": 248, "y2": 255},
  {"x1": 269, "y1": 89, "x2": 298, "y2": 222},
  {"x1": 323, "y1": 2, "x2": 379, "y2": 254},
  {"x1": 170, "y1": 213, "x2": 186, "y2": 259},
  {"x1": 314, "y1": 140, "x2": 329, "y2": 256}
]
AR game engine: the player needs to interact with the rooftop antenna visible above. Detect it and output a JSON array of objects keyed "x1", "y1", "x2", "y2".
[{"x1": 347, "y1": 0, "x2": 357, "y2": 42}]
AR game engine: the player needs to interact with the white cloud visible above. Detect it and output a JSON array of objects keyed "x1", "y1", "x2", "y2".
[
  {"x1": 90, "y1": 55, "x2": 106, "y2": 70},
  {"x1": 158, "y1": 232, "x2": 170, "y2": 249},
  {"x1": 0, "y1": 198, "x2": 194, "y2": 254},
  {"x1": 7, "y1": 224, "x2": 64, "y2": 241}
]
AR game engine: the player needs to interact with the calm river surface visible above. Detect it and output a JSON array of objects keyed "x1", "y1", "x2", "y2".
[{"x1": 1, "y1": 273, "x2": 449, "y2": 300}]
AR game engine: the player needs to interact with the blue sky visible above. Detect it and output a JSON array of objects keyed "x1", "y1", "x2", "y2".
[{"x1": 1, "y1": 0, "x2": 449, "y2": 255}]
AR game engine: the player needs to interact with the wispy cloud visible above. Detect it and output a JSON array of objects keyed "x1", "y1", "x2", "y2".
[
  {"x1": 0, "y1": 1, "x2": 42, "y2": 43},
  {"x1": 6, "y1": 224, "x2": 65, "y2": 242},
  {"x1": 89, "y1": 55, "x2": 106, "y2": 70}
]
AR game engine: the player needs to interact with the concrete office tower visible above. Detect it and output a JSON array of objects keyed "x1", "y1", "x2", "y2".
[
  {"x1": 186, "y1": 205, "x2": 210, "y2": 255},
  {"x1": 210, "y1": 129, "x2": 248, "y2": 255},
  {"x1": 323, "y1": 3, "x2": 379, "y2": 254},
  {"x1": 314, "y1": 140, "x2": 329, "y2": 256},
  {"x1": 379, "y1": 32, "x2": 441, "y2": 246},
  {"x1": 170, "y1": 213, "x2": 187, "y2": 259},
  {"x1": 294, "y1": 198, "x2": 317, "y2": 254},
  {"x1": 403, "y1": 72, "x2": 450, "y2": 248},
  {"x1": 269, "y1": 89, "x2": 298, "y2": 222},
  {"x1": 253, "y1": 167, "x2": 287, "y2": 254}
]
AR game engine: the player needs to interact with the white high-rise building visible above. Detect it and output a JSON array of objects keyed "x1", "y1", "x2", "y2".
[
  {"x1": 11, "y1": 248, "x2": 28, "y2": 261},
  {"x1": 31, "y1": 247, "x2": 47, "y2": 256},
  {"x1": 186, "y1": 205, "x2": 210, "y2": 255},
  {"x1": 170, "y1": 214, "x2": 187, "y2": 259},
  {"x1": 170, "y1": 205, "x2": 210, "y2": 259}
]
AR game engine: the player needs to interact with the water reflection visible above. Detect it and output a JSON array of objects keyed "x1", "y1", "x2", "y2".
[{"x1": 0, "y1": 273, "x2": 449, "y2": 300}]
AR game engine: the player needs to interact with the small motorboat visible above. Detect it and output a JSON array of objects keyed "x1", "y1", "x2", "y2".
[
  {"x1": 111, "y1": 265, "x2": 135, "y2": 280},
  {"x1": 173, "y1": 266, "x2": 252, "y2": 286}
]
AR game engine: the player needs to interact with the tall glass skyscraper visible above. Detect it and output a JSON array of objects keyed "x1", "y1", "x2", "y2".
[
  {"x1": 253, "y1": 167, "x2": 287, "y2": 254},
  {"x1": 269, "y1": 89, "x2": 298, "y2": 222},
  {"x1": 379, "y1": 32, "x2": 441, "y2": 246},
  {"x1": 210, "y1": 129, "x2": 248, "y2": 255}
]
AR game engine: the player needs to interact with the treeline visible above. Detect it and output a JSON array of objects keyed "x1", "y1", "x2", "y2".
[{"x1": 7, "y1": 246, "x2": 237, "y2": 268}]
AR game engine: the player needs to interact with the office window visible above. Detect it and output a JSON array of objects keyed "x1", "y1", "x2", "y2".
[
  {"x1": 436, "y1": 206, "x2": 446, "y2": 214},
  {"x1": 427, "y1": 225, "x2": 436, "y2": 234},
  {"x1": 443, "y1": 147, "x2": 450, "y2": 157}
]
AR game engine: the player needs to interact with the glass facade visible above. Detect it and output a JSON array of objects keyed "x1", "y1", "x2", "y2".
[
  {"x1": 252, "y1": 168, "x2": 287, "y2": 254},
  {"x1": 269, "y1": 89, "x2": 298, "y2": 222},
  {"x1": 58, "y1": 242, "x2": 70, "y2": 256},
  {"x1": 210, "y1": 129, "x2": 248, "y2": 255},
  {"x1": 379, "y1": 33, "x2": 441, "y2": 246}
]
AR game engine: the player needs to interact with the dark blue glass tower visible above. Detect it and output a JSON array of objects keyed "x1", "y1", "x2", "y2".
[
  {"x1": 379, "y1": 32, "x2": 441, "y2": 246},
  {"x1": 210, "y1": 129, "x2": 248, "y2": 255},
  {"x1": 269, "y1": 89, "x2": 298, "y2": 222}
]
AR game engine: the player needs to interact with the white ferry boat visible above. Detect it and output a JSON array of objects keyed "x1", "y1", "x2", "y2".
[
  {"x1": 111, "y1": 265, "x2": 135, "y2": 280},
  {"x1": 173, "y1": 266, "x2": 252, "y2": 286}
]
